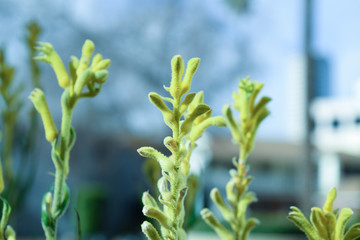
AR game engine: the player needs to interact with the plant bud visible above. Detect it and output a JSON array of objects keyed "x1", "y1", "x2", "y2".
[
  {"x1": 74, "y1": 69, "x2": 91, "y2": 96},
  {"x1": 35, "y1": 42, "x2": 70, "y2": 88},
  {"x1": 29, "y1": 89, "x2": 58, "y2": 142},
  {"x1": 69, "y1": 56, "x2": 79, "y2": 82},
  {"x1": 90, "y1": 53, "x2": 103, "y2": 68},
  {"x1": 76, "y1": 40, "x2": 95, "y2": 76},
  {"x1": 141, "y1": 221, "x2": 161, "y2": 240},
  {"x1": 93, "y1": 70, "x2": 108, "y2": 83},
  {"x1": 180, "y1": 58, "x2": 200, "y2": 96},
  {"x1": 201, "y1": 209, "x2": 234, "y2": 240},
  {"x1": 323, "y1": 187, "x2": 336, "y2": 214},
  {"x1": 142, "y1": 206, "x2": 171, "y2": 229},
  {"x1": 5, "y1": 226, "x2": 15, "y2": 240},
  {"x1": 142, "y1": 191, "x2": 159, "y2": 209},
  {"x1": 92, "y1": 59, "x2": 111, "y2": 71},
  {"x1": 169, "y1": 55, "x2": 184, "y2": 99}
]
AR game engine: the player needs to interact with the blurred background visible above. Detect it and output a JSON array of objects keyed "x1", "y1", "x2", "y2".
[{"x1": 1, "y1": 0, "x2": 360, "y2": 239}]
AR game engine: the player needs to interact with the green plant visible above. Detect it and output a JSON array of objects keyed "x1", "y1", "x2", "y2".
[
  {"x1": 0, "y1": 49, "x2": 20, "y2": 194},
  {"x1": 1, "y1": 22, "x2": 42, "y2": 213},
  {"x1": 0, "y1": 49, "x2": 18, "y2": 240},
  {"x1": 138, "y1": 55, "x2": 226, "y2": 240},
  {"x1": 288, "y1": 188, "x2": 360, "y2": 240},
  {"x1": 30, "y1": 39, "x2": 110, "y2": 240},
  {"x1": 201, "y1": 77, "x2": 271, "y2": 240}
]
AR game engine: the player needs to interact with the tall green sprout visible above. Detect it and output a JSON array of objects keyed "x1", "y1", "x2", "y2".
[
  {"x1": 138, "y1": 55, "x2": 226, "y2": 240},
  {"x1": 30, "y1": 40, "x2": 110, "y2": 240},
  {"x1": 4, "y1": 22, "x2": 42, "y2": 212},
  {"x1": 288, "y1": 188, "x2": 360, "y2": 240},
  {"x1": 0, "y1": 50, "x2": 17, "y2": 240},
  {"x1": 201, "y1": 77, "x2": 271, "y2": 240}
]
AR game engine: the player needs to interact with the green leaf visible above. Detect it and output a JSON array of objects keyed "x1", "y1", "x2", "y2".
[
  {"x1": 149, "y1": 92, "x2": 173, "y2": 126},
  {"x1": 201, "y1": 208, "x2": 234, "y2": 240},
  {"x1": 141, "y1": 221, "x2": 162, "y2": 240},
  {"x1": 248, "y1": 82, "x2": 264, "y2": 112},
  {"x1": 41, "y1": 191, "x2": 52, "y2": 228},
  {"x1": 222, "y1": 105, "x2": 241, "y2": 144},
  {"x1": 143, "y1": 206, "x2": 172, "y2": 230},
  {"x1": 51, "y1": 139, "x2": 62, "y2": 168},
  {"x1": 241, "y1": 218, "x2": 259, "y2": 240},
  {"x1": 210, "y1": 188, "x2": 234, "y2": 224},
  {"x1": 68, "y1": 127, "x2": 77, "y2": 150},
  {"x1": 189, "y1": 116, "x2": 226, "y2": 142},
  {"x1": 323, "y1": 188, "x2": 337, "y2": 214},
  {"x1": 75, "y1": 209, "x2": 82, "y2": 240},
  {"x1": 310, "y1": 207, "x2": 328, "y2": 239},
  {"x1": 180, "y1": 104, "x2": 210, "y2": 136},
  {"x1": 344, "y1": 223, "x2": 360, "y2": 240},
  {"x1": 142, "y1": 191, "x2": 160, "y2": 210},
  {"x1": 179, "y1": 93, "x2": 196, "y2": 114},
  {"x1": 138, "y1": 147, "x2": 174, "y2": 173},
  {"x1": 180, "y1": 58, "x2": 200, "y2": 97},
  {"x1": 288, "y1": 206, "x2": 318, "y2": 240},
  {"x1": 0, "y1": 197, "x2": 11, "y2": 231},
  {"x1": 325, "y1": 212, "x2": 336, "y2": 239},
  {"x1": 334, "y1": 208, "x2": 353, "y2": 240},
  {"x1": 251, "y1": 96, "x2": 271, "y2": 119},
  {"x1": 54, "y1": 183, "x2": 70, "y2": 218}
]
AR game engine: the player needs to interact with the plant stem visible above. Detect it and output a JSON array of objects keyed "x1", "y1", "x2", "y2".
[
  {"x1": 170, "y1": 99, "x2": 186, "y2": 239},
  {"x1": 3, "y1": 114, "x2": 15, "y2": 186},
  {"x1": 49, "y1": 93, "x2": 73, "y2": 240}
]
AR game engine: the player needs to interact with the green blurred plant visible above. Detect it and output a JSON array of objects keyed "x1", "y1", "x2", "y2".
[
  {"x1": 201, "y1": 77, "x2": 271, "y2": 240},
  {"x1": 0, "y1": 49, "x2": 21, "y2": 192},
  {"x1": 10, "y1": 22, "x2": 42, "y2": 212},
  {"x1": 138, "y1": 55, "x2": 226, "y2": 240},
  {"x1": 288, "y1": 188, "x2": 360, "y2": 240},
  {"x1": 0, "y1": 22, "x2": 42, "y2": 214},
  {"x1": 0, "y1": 22, "x2": 42, "y2": 240},
  {"x1": 30, "y1": 39, "x2": 110, "y2": 240}
]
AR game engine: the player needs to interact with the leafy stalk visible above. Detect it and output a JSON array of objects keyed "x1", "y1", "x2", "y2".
[
  {"x1": 138, "y1": 55, "x2": 225, "y2": 240},
  {"x1": 288, "y1": 188, "x2": 360, "y2": 240},
  {"x1": 30, "y1": 40, "x2": 110, "y2": 240},
  {"x1": 201, "y1": 77, "x2": 271, "y2": 240},
  {"x1": 0, "y1": 49, "x2": 22, "y2": 196},
  {"x1": 0, "y1": 49, "x2": 17, "y2": 239},
  {"x1": 7, "y1": 22, "x2": 43, "y2": 213}
]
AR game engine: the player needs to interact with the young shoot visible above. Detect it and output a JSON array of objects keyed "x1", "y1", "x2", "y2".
[
  {"x1": 138, "y1": 55, "x2": 226, "y2": 240},
  {"x1": 288, "y1": 188, "x2": 360, "y2": 240},
  {"x1": 30, "y1": 40, "x2": 110, "y2": 240},
  {"x1": 201, "y1": 77, "x2": 271, "y2": 240}
]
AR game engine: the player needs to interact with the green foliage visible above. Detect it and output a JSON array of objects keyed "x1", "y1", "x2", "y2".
[
  {"x1": 0, "y1": 21, "x2": 43, "y2": 240},
  {"x1": 138, "y1": 55, "x2": 225, "y2": 240},
  {"x1": 201, "y1": 77, "x2": 270, "y2": 240},
  {"x1": 31, "y1": 39, "x2": 110, "y2": 240},
  {"x1": 0, "y1": 198, "x2": 15, "y2": 240},
  {"x1": 288, "y1": 188, "x2": 360, "y2": 240}
]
